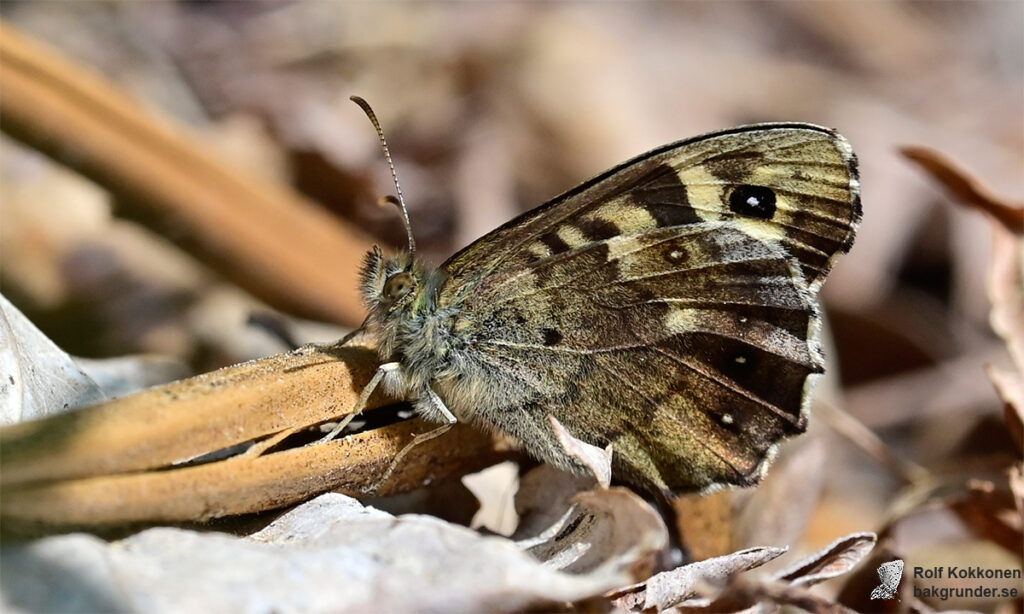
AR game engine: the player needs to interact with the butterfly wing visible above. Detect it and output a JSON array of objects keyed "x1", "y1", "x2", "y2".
[
  {"x1": 442, "y1": 123, "x2": 859, "y2": 296},
  {"x1": 435, "y1": 124, "x2": 860, "y2": 494}
]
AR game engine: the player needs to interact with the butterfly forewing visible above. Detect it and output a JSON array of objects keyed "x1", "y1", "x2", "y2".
[
  {"x1": 442, "y1": 124, "x2": 859, "y2": 295},
  {"x1": 433, "y1": 123, "x2": 859, "y2": 495}
]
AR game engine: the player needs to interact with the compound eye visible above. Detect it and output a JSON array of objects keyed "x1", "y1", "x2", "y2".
[{"x1": 383, "y1": 272, "x2": 415, "y2": 302}]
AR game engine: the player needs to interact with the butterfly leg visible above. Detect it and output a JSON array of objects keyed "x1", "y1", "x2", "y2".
[
  {"x1": 334, "y1": 315, "x2": 372, "y2": 347},
  {"x1": 318, "y1": 361, "x2": 401, "y2": 444},
  {"x1": 367, "y1": 388, "x2": 457, "y2": 494}
]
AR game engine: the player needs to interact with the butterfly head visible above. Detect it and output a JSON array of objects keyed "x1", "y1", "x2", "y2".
[{"x1": 359, "y1": 246, "x2": 425, "y2": 316}]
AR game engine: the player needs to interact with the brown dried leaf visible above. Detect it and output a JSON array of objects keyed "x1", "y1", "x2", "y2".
[
  {"x1": 1009, "y1": 465, "x2": 1024, "y2": 519},
  {"x1": 947, "y1": 480, "x2": 1023, "y2": 556},
  {"x1": 674, "y1": 489, "x2": 734, "y2": 561},
  {"x1": 772, "y1": 532, "x2": 877, "y2": 587},
  {"x1": 987, "y1": 225, "x2": 1024, "y2": 373},
  {"x1": 901, "y1": 146, "x2": 1023, "y2": 234},
  {"x1": 989, "y1": 366, "x2": 1024, "y2": 454},
  {"x1": 1, "y1": 417, "x2": 510, "y2": 530},
  {"x1": 0, "y1": 344, "x2": 377, "y2": 486}
]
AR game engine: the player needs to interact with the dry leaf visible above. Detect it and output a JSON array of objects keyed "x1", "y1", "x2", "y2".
[
  {"x1": 946, "y1": 481, "x2": 1023, "y2": 556},
  {"x1": 0, "y1": 492, "x2": 663, "y2": 613},
  {"x1": 901, "y1": 146, "x2": 1024, "y2": 235},
  {"x1": 987, "y1": 225, "x2": 1024, "y2": 372},
  {"x1": 772, "y1": 532, "x2": 877, "y2": 587},
  {"x1": 611, "y1": 546, "x2": 788, "y2": 612},
  {"x1": 513, "y1": 465, "x2": 667, "y2": 579},
  {"x1": 0, "y1": 344, "x2": 514, "y2": 529},
  {"x1": 461, "y1": 461, "x2": 520, "y2": 535},
  {"x1": 1009, "y1": 465, "x2": 1024, "y2": 518},
  {"x1": 673, "y1": 489, "x2": 734, "y2": 561},
  {"x1": 514, "y1": 464, "x2": 598, "y2": 541},
  {"x1": 986, "y1": 225, "x2": 1024, "y2": 455},
  {"x1": 0, "y1": 293, "x2": 105, "y2": 423},
  {"x1": 548, "y1": 415, "x2": 613, "y2": 488}
]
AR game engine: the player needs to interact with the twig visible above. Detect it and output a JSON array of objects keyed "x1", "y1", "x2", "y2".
[
  {"x1": 814, "y1": 400, "x2": 932, "y2": 487},
  {"x1": 0, "y1": 345, "x2": 511, "y2": 529},
  {"x1": 0, "y1": 21, "x2": 373, "y2": 325},
  {"x1": 1, "y1": 418, "x2": 510, "y2": 529}
]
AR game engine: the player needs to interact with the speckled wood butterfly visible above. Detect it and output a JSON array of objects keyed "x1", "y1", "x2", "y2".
[{"x1": 332, "y1": 97, "x2": 860, "y2": 497}]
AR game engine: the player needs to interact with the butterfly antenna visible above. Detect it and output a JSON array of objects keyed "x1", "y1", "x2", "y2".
[{"x1": 350, "y1": 95, "x2": 416, "y2": 255}]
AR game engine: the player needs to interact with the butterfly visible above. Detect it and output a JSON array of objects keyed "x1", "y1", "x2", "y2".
[{"x1": 332, "y1": 97, "x2": 860, "y2": 498}]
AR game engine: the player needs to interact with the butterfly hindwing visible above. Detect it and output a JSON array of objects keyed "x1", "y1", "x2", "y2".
[
  {"x1": 433, "y1": 123, "x2": 859, "y2": 494},
  {"x1": 444, "y1": 224, "x2": 820, "y2": 492}
]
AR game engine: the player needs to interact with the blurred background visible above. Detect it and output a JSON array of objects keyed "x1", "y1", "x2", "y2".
[{"x1": 1, "y1": 3, "x2": 1021, "y2": 611}]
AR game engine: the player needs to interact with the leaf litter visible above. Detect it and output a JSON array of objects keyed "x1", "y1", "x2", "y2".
[
  {"x1": 1, "y1": 484, "x2": 665, "y2": 613},
  {"x1": 2, "y1": 4, "x2": 1023, "y2": 613}
]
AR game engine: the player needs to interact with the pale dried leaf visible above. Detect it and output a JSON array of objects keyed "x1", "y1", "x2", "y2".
[
  {"x1": 461, "y1": 460, "x2": 520, "y2": 535},
  {"x1": 0, "y1": 293, "x2": 104, "y2": 424},
  {"x1": 515, "y1": 472, "x2": 663, "y2": 573},
  {"x1": 549, "y1": 415, "x2": 612, "y2": 488},
  {"x1": 612, "y1": 546, "x2": 788, "y2": 612},
  {"x1": 772, "y1": 532, "x2": 877, "y2": 587},
  {"x1": 0, "y1": 492, "x2": 659, "y2": 613},
  {"x1": 510, "y1": 463, "x2": 666, "y2": 580},
  {"x1": 525, "y1": 488, "x2": 666, "y2": 578}
]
